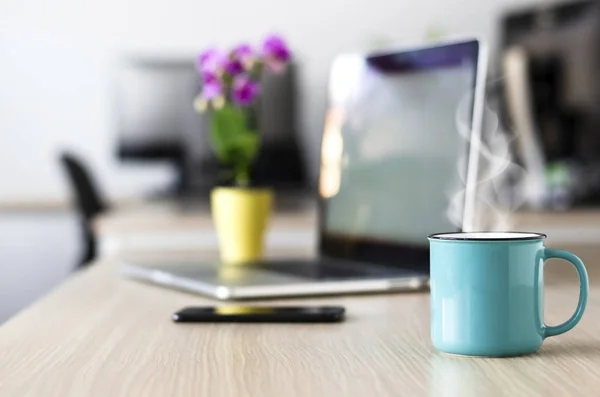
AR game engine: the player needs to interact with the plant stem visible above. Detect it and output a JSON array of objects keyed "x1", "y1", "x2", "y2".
[{"x1": 234, "y1": 167, "x2": 250, "y2": 187}]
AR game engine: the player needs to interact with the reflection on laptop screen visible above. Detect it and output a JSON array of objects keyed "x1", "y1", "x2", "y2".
[{"x1": 320, "y1": 42, "x2": 478, "y2": 247}]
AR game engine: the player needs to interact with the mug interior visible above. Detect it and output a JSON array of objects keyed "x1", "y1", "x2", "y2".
[{"x1": 428, "y1": 232, "x2": 546, "y2": 241}]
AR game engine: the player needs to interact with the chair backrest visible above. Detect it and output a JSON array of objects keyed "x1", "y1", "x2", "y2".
[{"x1": 60, "y1": 153, "x2": 108, "y2": 220}]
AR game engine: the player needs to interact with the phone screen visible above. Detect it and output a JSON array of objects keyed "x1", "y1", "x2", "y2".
[{"x1": 172, "y1": 306, "x2": 345, "y2": 323}]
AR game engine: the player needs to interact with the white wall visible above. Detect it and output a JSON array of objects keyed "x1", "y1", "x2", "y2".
[
  {"x1": 0, "y1": 0, "x2": 539, "y2": 203},
  {"x1": 0, "y1": 211, "x2": 79, "y2": 322}
]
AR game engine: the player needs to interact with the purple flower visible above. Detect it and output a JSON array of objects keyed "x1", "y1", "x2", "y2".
[
  {"x1": 228, "y1": 44, "x2": 255, "y2": 72},
  {"x1": 232, "y1": 75, "x2": 260, "y2": 106},
  {"x1": 225, "y1": 58, "x2": 244, "y2": 76},
  {"x1": 197, "y1": 48, "x2": 226, "y2": 73},
  {"x1": 262, "y1": 34, "x2": 291, "y2": 73},
  {"x1": 233, "y1": 44, "x2": 254, "y2": 62},
  {"x1": 200, "y1": 71, "x2": 223, "y2": 99},
  {"x1": 202, "y1": 82, "x2": 223, "y2": 100},
  {"x1": 202, "y1": 70, "x2": 219, "y2": 85}
]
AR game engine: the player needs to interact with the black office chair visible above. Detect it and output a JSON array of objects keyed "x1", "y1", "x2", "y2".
[{"x1": 59, "y1": 152, "x2": 109, "y2": 269}]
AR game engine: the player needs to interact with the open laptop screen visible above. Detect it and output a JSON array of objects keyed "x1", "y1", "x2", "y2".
[{"x1": 319, "y1": 40, "x2": 482, "y2": 268}]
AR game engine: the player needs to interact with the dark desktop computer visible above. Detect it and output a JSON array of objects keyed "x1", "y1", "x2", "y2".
[
  {"x1": 499, "y1": 0, "x2": 600, "y2": 208},
  {"x1": 114, "y1": 56, "x2": 308, "y2": 204}
]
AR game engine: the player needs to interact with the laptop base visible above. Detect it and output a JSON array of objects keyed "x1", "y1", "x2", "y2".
[{"x1": 120, "y1": 259, "x2": 429, "y2": 300}]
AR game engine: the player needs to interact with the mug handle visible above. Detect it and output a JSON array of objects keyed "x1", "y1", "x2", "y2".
[{"x1": 541, "y1": 248, "x2": 589, "y2": 338}]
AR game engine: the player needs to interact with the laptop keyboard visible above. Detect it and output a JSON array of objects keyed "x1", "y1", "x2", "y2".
[{"x1": 263, "y1": 259, "x2": 418, "y2": 280}]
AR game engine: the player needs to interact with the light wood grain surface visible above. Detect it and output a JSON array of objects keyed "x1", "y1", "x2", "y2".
[
  {"x1": 94, "y1": 200, "x2": 317, "y2": 233},
  {"x1": 1, "y1": 242, "x2": 600, "y2": 396},
  {"x1": 95, "y1": 200, "x2": 318, "y2": 257},
  {"x1": 95, "y1": 201, "x2": 600, "y2": 258}
]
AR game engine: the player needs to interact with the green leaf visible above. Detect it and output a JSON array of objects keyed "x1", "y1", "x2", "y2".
[
  {"x1": 209, "y1": 105, "x2": 247, "y2": 159},
  {"x1": 208, "y1": 104, "x2": 260, "y2": 186},
  {"x1": 237, "y1": 131, "x2": 259, "y2": 163}
]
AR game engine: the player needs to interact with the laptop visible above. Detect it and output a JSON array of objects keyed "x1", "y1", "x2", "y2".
[{"x1": 120, "y1": 38, "x2": 488, "y2": 300}]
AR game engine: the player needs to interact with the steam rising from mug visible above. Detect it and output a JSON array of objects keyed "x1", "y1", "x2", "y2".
[{"x1": 448, "y1": 92, "x2": 529, "y2": 231}]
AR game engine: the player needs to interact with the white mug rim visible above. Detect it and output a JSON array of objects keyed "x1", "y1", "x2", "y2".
[{"x1": 428, "y1": 231, "x2": 547, "y2": 241}]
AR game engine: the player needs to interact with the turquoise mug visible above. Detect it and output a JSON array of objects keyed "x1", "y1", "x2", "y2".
[{"x1": 428, "y1": 232, "x2": 588, "y2": 357}]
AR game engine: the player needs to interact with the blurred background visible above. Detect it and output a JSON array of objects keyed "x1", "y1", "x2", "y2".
[{"x1": 1, "y1": 0, "x2": 599, "y2": 322}]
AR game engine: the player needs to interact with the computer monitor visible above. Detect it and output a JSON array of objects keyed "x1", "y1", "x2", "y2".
[
  {"x1": 114, "y1": 57, "x2": 201, "y2": 192},
  {"x1": 114, "y1": 56, "x2": 307, "y2": 195},
  {"x1": 319, "y1": 39, "x2": 486, "y2": 266},
  {"x1": 499, "y1": 0, "x2": 600, "y2": 208}
]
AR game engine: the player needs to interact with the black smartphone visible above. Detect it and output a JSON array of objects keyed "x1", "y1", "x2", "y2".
[{"x1": 172, "y1": 306, "x2": 345, "y2": 323}]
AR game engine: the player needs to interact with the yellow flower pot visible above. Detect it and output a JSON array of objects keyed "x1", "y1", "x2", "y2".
[{"x1": 211, "y1": 187, "x2": 273, "y2": 265}]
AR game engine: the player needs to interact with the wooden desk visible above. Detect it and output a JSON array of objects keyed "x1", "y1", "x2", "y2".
[
  {"x1": 95, "y1": 201, "x2": 600, "y2": 259},
  {"x1": 0, "y1": 244, "x2": 599, "y2": 396},
  {"x1": 95, "y1": 201, "x2": 317, "y2": 257}
]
